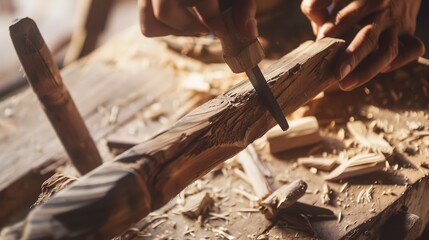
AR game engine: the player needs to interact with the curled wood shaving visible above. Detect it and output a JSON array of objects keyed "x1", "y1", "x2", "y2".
[
  {"x1": 347, "y1": 121, "x2": 394, "y2": 155},
  {"x1": 339, "y1": 182, "x2": 349, "y2": 193}
]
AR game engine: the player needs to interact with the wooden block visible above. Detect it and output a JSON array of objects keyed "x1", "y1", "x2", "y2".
[
  {"x1": 267, "y1": 116, "x2": 321, "y2": 154},
  {"x1": 325, "y1": 153, "x2": 385, "y2": 181}
]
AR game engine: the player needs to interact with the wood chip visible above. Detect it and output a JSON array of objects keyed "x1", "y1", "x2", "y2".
[
  {"x1": 233, "y1": 188, "x2": 259, "y2": 202},
  {"x1": 259, "y1": 180, "x2": 307, "y2": 219},
  {"x1": 347, "y1": 121, "x2": 394, "y2": 155},
  {"x1": 108, "y1": 105, "x2": 119, "y2": 124},
  {"x1": 267, "y1": 116, "x2": 321, "y2": 154},
  {"x1": 181, "y1": 192, "x2": 214, "y2": 219},
  {"x1": 212, "y1": 227, "x2": 235, "y2": 240},
  {"x1": 339, "y1": 182, "x2": 349, "y2": 193},
  {"x1": 298, "y1": 157, "x2": 338, "y2": 171},
  {"x1": 321, "y1": 184, "x2": 331, "y2": 205},
  {"x1": 325, "y1": 153, "x2": 385, "y2": 181},
  {"x1": 237, "y1": 145, "x2": 272, "y2": 198}
]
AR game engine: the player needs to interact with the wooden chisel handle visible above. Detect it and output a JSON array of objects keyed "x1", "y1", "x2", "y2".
[{"x1": 217, "y1": 0, "x2": 265, "y2": 73}]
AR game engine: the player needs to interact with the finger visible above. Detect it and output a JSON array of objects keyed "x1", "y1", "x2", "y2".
[
  {"x1": 138, "y1": 0, "x2": 182, "y2": 37},
  {"x1": 152, "y1": 0, "x2": 208, "y2": 35},
  {"x1": 339, "y1": 28, "x2": 398, "y2": 91},
  {"x1": 335, "y1": 12, "x2": 389, "y2": 81},
  {"x1": 232, "y1": 0, "x2": 257, "y2": 39},
  {"x1": 194, "y1": 0, "x2": 227, "y2": 37},
  {"x1": 301, "y1": 0, "x2": 332, "y2": 26},
  {"x1": 318, "y1": 0, "x2": 388, "y2": 39},
  {"x1": 383, "y1": 34, "x2": 425, "y2": 72}
]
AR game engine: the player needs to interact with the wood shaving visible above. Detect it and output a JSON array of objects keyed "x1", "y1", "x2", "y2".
[
  {"x1": 212, "y1": 227, "x2": 234, "y2": 240},
  {"x1": 321, "y1": 184, "x2": 331, "y2": 205},
  {"x1": 339, "y1": 183, "x2": 349, "y2": 193}
]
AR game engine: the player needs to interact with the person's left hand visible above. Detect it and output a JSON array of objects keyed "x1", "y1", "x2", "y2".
[{"x1": 301, "y1": 0, "x2": 425, "y2": 91}]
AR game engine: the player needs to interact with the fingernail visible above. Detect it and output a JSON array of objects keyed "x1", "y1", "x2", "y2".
[
  {"x1": 339, "y1": 64, "x2": 351, "y2": 80},
  {"x1": 339, "y1": 78, "x2": 359, "y2": 91},
  {"x1": 317, "y1": 22, "x2": 333, "y2": 40},
  {"x1": 317, "y1": 31, "x2": 325, "y2": 40},
  {"x1": 245, "y1": 18, "x2": 258, "y2": 39}
]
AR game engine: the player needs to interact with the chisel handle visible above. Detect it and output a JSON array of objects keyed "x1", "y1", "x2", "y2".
[{"x1": 218, "y1": 0, "x2": 265, "y2": 73}]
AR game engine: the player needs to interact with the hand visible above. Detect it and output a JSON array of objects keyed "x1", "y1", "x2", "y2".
[
  {"x1": 301, "y1": 0, "x2": 425, "y2": 91},
  {"x1": 138, "y1": 0, "x2": 258, "y2": 39}
]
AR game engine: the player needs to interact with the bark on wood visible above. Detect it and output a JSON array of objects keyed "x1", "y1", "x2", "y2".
[
  {"x1": 267, "y1": 116, "x2": 321, "y2": 154},
  {"x1": 9, "y1": 18, "x2": 102, "y2": 175},
  {"x1": 21, "y1": 38, "x2": 344, "y2": 239}
]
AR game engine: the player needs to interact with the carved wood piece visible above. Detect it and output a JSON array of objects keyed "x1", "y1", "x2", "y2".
[
  {"x1": 22, "y1": 38, "x2": 344, "y2": 239},
  {"x1": 259, "y1": 180, "x2": 308, "y2": 220},
  {"x1": 9, "y1": 18, "x2": 102, "y2": 175}
]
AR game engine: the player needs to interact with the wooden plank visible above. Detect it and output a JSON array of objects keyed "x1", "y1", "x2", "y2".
[{"x1": 20, "y1": 38, "x2": 345, "y2": 239}]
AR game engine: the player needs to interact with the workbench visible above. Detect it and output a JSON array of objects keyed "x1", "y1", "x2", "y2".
[{"x1": 1, "y1": 25, "x2": 428, "y2": 239}]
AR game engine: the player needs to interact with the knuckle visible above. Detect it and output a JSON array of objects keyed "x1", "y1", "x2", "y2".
[
  {"x1": 389, "y1": 41, "x2": 399, "y2": 60},
  {"x1": 300, "y1": 2, "x2": 310, "y2": 15},
  {"x1": 417, "y1": 39, "x2": 426, "y2": 56},
  {"x1": 363, "y1": 25, "x2": 379, "y2": 48},
  {"x1": 140, "y1": 25, "x2": 156, "y2": 37},
  {"x1": 153, "y1": 1, "x2": 170, "y2": 20},
  {"x1": 371, "y1": 0, "x2": 390, "y2": 11}
]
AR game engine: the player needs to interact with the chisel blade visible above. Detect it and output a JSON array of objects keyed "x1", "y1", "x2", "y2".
[{"x1": 246, "y1": 66, "x2": 289, "y2": 131}]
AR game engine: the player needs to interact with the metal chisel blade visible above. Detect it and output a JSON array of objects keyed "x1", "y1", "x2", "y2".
[{"x1": 246, "y1": 66, "x2": 289, "y2": 131}]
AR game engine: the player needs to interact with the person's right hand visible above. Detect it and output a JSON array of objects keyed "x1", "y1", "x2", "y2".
[
  {"x1": 301, "y1": 0, "x2": 425, "y2": 91},
  {"x1": 138, "y1": 0, "x2": 258, "y2": 39}
]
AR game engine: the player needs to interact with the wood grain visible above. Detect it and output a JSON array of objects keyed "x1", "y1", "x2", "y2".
[{"x1": 22, "y1": 38, "x2": 344, "y2": 239}]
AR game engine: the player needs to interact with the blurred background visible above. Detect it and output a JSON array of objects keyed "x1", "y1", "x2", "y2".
[
  {"x1": 0, "y1": 0, "x2": 137, "y2": 99},
  {"x1": 0, "y1": 0, "x2": 427, "y2": 100}
]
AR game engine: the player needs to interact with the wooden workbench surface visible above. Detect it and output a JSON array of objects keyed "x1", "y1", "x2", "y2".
[{"x1": 1, "y1": 26, "x2": 428, "y2": 239}]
